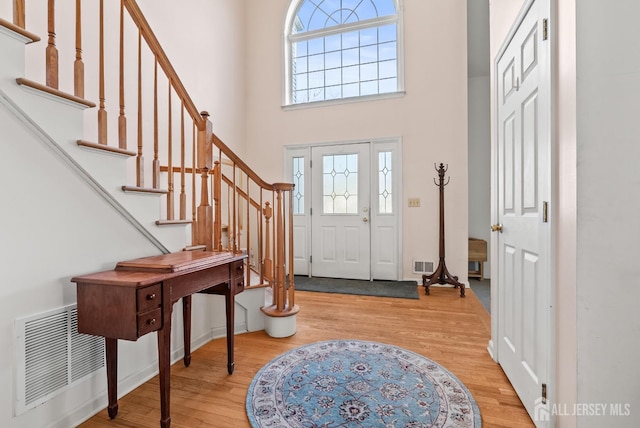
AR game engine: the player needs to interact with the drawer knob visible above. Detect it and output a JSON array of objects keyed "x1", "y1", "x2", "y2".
[
  {"x1": 147, "y1": 293, "x2": 156, "y2": 300},
  {"x1": 147, "y1": 318, "x2": 156, "y2": 325}
]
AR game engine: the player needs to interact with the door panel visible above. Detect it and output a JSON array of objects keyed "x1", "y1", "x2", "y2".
[
  {"x1": 312, "y1": 144, "x2": 370, "y2": 280},
  {"x1": 495, "y1": 0, "x2": 551, "y2": 424}
]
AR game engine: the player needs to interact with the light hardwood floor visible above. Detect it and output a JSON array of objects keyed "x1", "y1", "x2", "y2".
[{"x1": 79, "y1": 286, "x2": 534, "y2": 428}]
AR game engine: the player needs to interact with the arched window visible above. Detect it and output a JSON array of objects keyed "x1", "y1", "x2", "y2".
[{"x1": 285, "y1": 0, "x2": 402, "y2": 105}]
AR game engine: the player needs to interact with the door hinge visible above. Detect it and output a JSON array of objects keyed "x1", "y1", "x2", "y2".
[
  {"x1": 542, "y1": 383, "x2": 547, "y2": 404},
  {"x1": 310, "y1": 159, "x2": 312, "y2": 168},
  {"x1": 542, "y1": 18, "x2": 549, "y2": 41},
  {"x1": 543, "y1": 201, "x2": 549, "y2": 223},
  {"x1": 310, "y1": 255, "x2": 312, "y2": 263},
  {"x1": 310, "y1": 207, "x2": 312, "y2": 216}
]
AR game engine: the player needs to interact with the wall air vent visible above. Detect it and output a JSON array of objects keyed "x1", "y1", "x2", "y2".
[
  {"x1": 14, "y1": 304, "x2": 105, "y2": 415},
  {"x1": 413, "y1": 260, "x2": 434, "y2": 274}
]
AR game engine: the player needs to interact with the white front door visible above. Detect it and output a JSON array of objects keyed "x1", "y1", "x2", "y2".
[
  {"x1": 311, "y1": 143, "x2": 371, "y2": 280},
  {"x1": 495, "y1": 0, "x2": 552, "y2": 425}
]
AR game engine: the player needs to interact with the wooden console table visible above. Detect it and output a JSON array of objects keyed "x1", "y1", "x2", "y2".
[{"x1": 72, "y1": 251, "x2": 246, "y2": 428}]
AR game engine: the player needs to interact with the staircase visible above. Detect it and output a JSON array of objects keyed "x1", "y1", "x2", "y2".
[
  {"x1": 1, "y1": 0, "x2": 300, "y2": 401},
  {"x1": 1, "y1": 0, "x2": 299, "y2": 312}
]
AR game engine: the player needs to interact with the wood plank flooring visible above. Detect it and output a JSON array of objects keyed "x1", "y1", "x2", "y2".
[{"x1": 79, "y1": 286, "x2": 534, "y2": 428}]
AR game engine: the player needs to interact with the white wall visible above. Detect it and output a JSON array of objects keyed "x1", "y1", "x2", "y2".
[
  {"x1": 137, "y1": 0, "x2": 247, "y2": 153},
  {"x1": 244, "y1": 0, "x2": 470, "y2": 282},
  {"x1": 574, "y1": 1, "x2": 640, "y2": 426},
  {"x1": 467, "y1": 75, "x2": 491, "y2": 279}
]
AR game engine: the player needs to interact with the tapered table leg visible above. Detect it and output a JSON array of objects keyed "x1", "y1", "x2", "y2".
[
  {"x1": 158, "y1": 318, "x2": 172, "y2": 428},
  {"x1": 105, "y1": 338, "x2": 118, "y2": 419},
  {"x1": 182, "y1": 296, "x2": 192, "y2": 367},
  {"x1": 225, "y1": 290, "x2": 235, "y2": 374}
]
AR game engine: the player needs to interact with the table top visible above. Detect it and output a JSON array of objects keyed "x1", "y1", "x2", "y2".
[
  {"x1": 115, "y1": 251, "x2": 234, "y2": 273},
  {"x1": 71, "y1": 251, "x2": 243, "y2": 287}
]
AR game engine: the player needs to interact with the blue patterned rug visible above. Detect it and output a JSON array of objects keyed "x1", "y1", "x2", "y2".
[{"x1": 246, "y1": 340, "x2": 482, "y2": 427}]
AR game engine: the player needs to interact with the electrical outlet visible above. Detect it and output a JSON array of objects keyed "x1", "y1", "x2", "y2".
[{"x1": 408, "y1": 198, "x2": 420, "y2": 207}]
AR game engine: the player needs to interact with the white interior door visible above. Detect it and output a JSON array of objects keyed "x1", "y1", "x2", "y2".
[
  {"x1": 495, "y1": 0, "x2": 551, "y2": 424},
  {"x1": 311, "y1": 143, "x2": 371, "y2": 280}
]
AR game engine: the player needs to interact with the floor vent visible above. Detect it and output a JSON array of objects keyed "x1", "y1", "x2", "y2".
[
  {"x1": 14, "y1": 304, "x2": 105, "y2": 415},
  {"x1": 413, "y1": 260, "x2": 434, "y2": 274}
]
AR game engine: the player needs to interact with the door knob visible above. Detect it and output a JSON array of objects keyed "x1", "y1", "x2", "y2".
[
  {"x1": 363, "y1": 217, "x2": 369, "y2": 223},
  {"x1": 491, "y1": 223, "x2": 503, "y2": 233}
]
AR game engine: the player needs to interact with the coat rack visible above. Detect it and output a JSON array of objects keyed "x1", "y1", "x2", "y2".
[{"x1": 422, "y1": 163, "x2": 465, "y2": 297}]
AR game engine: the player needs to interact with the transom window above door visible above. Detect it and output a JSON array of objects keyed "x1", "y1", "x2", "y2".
[{"x1": 284, "y1": 0, "x2": 403, "y2": 106}]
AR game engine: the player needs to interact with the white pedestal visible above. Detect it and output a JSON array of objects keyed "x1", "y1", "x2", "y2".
[{"x1": 263, "y1": 313, "x2": 297, "y2": 338}]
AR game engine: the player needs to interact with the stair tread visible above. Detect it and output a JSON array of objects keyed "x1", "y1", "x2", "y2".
[
  {"x1": 155, "y1": 219, "x2": 192, "y2": 226},
  {"x1": 16, "y1": 77, "x2": 95, "y2": 108},
  {"x1": 78, "y1": 140, "x2": 137, "y2": 157},
  {"x1": 122, "y1": 186, "x2": 168, "y2": 194},
  {"x1": 0, "y1": 17, "x2": 40, "y2": 43}
]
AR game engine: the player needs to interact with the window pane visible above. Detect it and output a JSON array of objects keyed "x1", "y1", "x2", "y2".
[
  {"x1": 378, "y1": 151, "x2": 392, "y2": 214},
  {"x1": 294, "y1": 90, "x2": 309, "y2": 103},
  {"x1": 379, "y1": 41, "x2": 396, "y2": 61},
  {"x1": 293, "y1": 71, "x2": 308, "y2": 90},
  {"x1": 292, "y1": 157, "x2": 305, "y2": 214},
  {"x1": 343, "y1": 83, "x2": 359, "y2": 98},
  {"x1": 325, "y1": 34, "x2": 342, "y2": 52},
  {"x1": 360, "y1": 45, "x2": 378, "y2": 63},
  {"x1": 309, "y1": 88, "x2": 325, "y2": 102},
  {"x1": 342, "y1": 48, "x2": 359, "y2": 67},
  {"x1": 326, "y1": 68, "x2": 341, "y2": 86},
  {"x1": 379, "y1": 24, "x2": 396, "y2": 43},
  {"x1": 326, "y1": 85, "x2": 342, "y2": 100},
  {"x1": 293, "y1": 40, "x2": 308, "y2": 57},
  {"x1": 308, "y1": 38, "x2": 324, "y2": 55},
  {"x1": 379, "y1": 59, "x2": 397, "y2": 79},
  {"x1": 360, "y1": 27, "x2": 378, "y2": 46},
  {"x1": 379, "y1": 77, "x2": 397, "y2": 93},
  {"x1": 343, "y1": 65, "x2": 359, "y2": 84},
  {"x1": 342, "y1": 31, "x2": 359, "y2": 49},
  {"x1": 323, "y1": 153, "x2": 358, "y2": 214},
  {"x1": 360, "y1": 80, "x2": 378, "y2": 96},
  {"x1": 361, "y1": 63, "x2": 378, "y2": 81},
  {"x1": 293, "y1": 56, "x2": 308, "y2": 74},
  {"x1": 325, "y1": 51, "x2": 342, "y2": 70},
  {"x1": 308, "y1": 53, "x2": 324, "y2": 72},
  {"x1": 308, "y1": 71, "x2": 324, "y2": 88}
]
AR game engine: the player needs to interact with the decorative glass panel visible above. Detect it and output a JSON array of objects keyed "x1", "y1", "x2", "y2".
[
  {"x1": 378, "y1": 151, "x2": 392, "y2": 213},
  {"x1": 292, "y1": 157, "x2": 305, "y2": 214},
  {"x1": 323, "y1": 154, "x2": 358, "y2": 214}
]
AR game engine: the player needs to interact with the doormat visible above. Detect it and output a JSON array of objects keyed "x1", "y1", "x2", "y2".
[{"x1": 293, "y1": 276, "x2": 419, "y2": 299}]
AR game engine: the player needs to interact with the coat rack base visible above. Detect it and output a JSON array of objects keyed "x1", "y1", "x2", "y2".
[{"x1": 422, "y1": 258, "x2": 465, "y2": 297}]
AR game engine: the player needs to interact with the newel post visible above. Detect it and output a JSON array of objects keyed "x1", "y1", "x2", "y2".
[
  {"x1": 260, "y1": 183, "x2": 299, "y2": 338},
  {"x1": 196, "y1": 111, "x2": 213, "y2": 250}
]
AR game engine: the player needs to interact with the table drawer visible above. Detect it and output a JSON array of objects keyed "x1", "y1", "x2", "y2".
[
  {"x1": 137, "y1": 308, "x2": 162, "y2": 336},
  {"x1": 233, "y1": 261, "x2": 244, "y2": 294},
  {"x1": 137, "y1": 283, "x2": 161, "y2": 312}
]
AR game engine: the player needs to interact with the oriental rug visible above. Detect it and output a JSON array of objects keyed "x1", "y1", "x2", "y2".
[{"x1": 246, "y1": 340, "x2": 482, "y2": 428}]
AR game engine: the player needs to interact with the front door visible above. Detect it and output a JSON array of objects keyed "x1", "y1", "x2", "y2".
[
  {"x1": 495, "y1": 0, "x2": 552, "y2": 424},
  {"x1": 311, "y1": 143, "x2": 371, "y2": 280}
]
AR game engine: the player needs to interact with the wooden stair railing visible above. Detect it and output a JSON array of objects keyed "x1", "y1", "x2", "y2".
[{"x1": 3, "y1": 0, "x2": 298, "y2": 317}]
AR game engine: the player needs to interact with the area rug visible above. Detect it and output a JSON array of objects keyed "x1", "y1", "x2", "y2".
[
  {"x1": 246, "y1": 340, "x2": 481, "y2": 427},
  {"x1": 294, "y1": 276, "x2": 419, "y2": 299}
]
